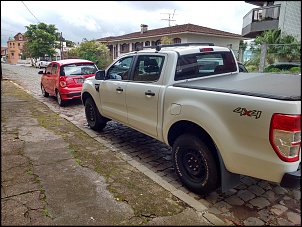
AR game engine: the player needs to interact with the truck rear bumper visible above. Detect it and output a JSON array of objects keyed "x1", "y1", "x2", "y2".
[{"x1": 280, "y1": 163, "x2": 301, "y2": 188}]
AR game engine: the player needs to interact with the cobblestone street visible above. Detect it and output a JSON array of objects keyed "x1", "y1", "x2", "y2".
[{"x1": 2, "y1": 63, "x2": 301, "y2": 226}]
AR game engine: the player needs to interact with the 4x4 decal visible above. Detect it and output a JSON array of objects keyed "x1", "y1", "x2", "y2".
[{"x1": 233, "y1": 107, "x2": 262, "y2": 119}]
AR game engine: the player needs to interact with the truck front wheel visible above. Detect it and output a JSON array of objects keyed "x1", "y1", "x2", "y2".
[
  {"x1": 172, "y1": 134, "x2": 219, "y2": 195},
  {"x1": 84, "y1": 97, "x2": 107, "y2": 131}
]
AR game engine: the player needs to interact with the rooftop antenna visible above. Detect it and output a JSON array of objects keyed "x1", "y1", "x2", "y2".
[{"x1": 161, "y1": 9, "x2": 177, "y2": 27}]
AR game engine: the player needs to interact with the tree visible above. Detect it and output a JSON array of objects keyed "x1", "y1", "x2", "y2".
[
  {"x1": 77, "y1": 40, "x2": 111, "y2": 69},
  {"x1": 276, "y1": 35, "x2": 301, "y2": 61},
  {"x1": 22, "y1": 42, "x2": 34, "y2": 65},
  {"x1": 24, "y1": 22, "x2": 60, "y2": 62},
  {"x1": 239, "y1": 40, "x2": 248, "y2": 53},
  {"x1": 65, "y1": 48, "x2": 78, "y2": 59},
  {"x1": 161, "y1": 36, "x2": 173, "y2": 44},
  {"x1": 238, "y1": 40, "x2": 248, "y2": 62},
  {"x1": 251, "y1": 29, "x2": 281, "y2": 64},
  {"x1": 250, "y1": 29, "x2": 300, "y2": 64}
]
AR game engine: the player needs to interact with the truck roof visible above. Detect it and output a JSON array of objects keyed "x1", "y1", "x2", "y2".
[{"x1": 123, "y1": 43, "x2": 232, "y2": 56}]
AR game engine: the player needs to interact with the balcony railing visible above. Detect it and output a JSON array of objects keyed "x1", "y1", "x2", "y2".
[{"x1": 242, "y1": 5, "x2": 281, "y2": 29}]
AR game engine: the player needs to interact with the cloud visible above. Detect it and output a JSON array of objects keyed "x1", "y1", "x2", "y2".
[{"x1": 1, "y1": 1, "x2": 255, "y2": 47}]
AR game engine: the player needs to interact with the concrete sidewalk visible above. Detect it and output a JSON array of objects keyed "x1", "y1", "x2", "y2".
[{"x1": 1, "y1": 79, "x2": 224, "y2": 225}]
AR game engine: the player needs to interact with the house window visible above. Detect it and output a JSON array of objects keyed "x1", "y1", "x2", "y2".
[
  {"x1": 10, "y1": 43, "x2": 12, "y2": 48},
  {"x1": 173, "y1": 38, "x2": 181, "y2": 44},
  {"x1": 134, "y1": 42, "x2": 142, "y2": 51},
  {"x1": 121, "y1": 43, "x2": 128, "y2": 53},
  {"x1": 19, "y1": 36, "x2": 23, "y2": 40},
  {"x1": 11, "y1": 53, "x2": 14, "y2": 59},
  {"x1": 13, "y1": 43, "x2": 15, "y2": 48},
  {"x1": 145, "y1": 41, "x2": 150, "y2": 46},
  {"x1": 155, "y1": 40, "x2": 161, "y2": 46},
  {"x1": 18, "y1": 43, "x2": 21, "y2": 49}
]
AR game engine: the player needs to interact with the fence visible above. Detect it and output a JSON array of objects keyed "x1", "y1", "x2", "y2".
[{"x1": 232, "y1": 43, "x2": 301, "y2": 73}]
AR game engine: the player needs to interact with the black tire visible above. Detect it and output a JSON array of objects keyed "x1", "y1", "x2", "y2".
[
  {"x1": 84, "y1": 97, "x2": 107, "y2": 131},
  {"x1": 56, "y1": 90, "x2": 65, "y2": 107},
  {"x1": 172, "y1": 134, "x2": 219, "y2": 195},
  {"x1": 41, "y1": 84, "x2": 49, "y2": 97}
]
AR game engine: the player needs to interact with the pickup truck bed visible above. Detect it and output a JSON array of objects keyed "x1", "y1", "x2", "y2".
[{"x1": 174, "y1": 73, "x2": 301, "y2": 101}]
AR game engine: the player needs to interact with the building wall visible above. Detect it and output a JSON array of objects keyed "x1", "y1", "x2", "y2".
[
  {"x1": 186, "y1": 34, "x2": 241, "y2": 55},
  {"x1": 102, "y1": 34, "x2": 242, "y2": 60},
  {"x1": 6, "y1": 33, "x2": 27, "y2": 64},
  {"x1": 278, "y1": 1, "x2": 301, "y2": 41}
]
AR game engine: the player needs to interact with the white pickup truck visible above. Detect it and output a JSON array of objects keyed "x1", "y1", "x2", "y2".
[
  {"x1": 35, "y1": 58, "x2": 50, "y2": 69},
  {"x1": 81, "y1": 43, "x2": 301, "y2": 195}
]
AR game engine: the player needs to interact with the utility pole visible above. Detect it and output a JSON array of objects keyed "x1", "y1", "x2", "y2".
[
  {"x1": 60, "y1": 32, "x2": 64, "y2": 60},
  {"x1": 161, "y1": 9, "x2": 177, "y2": 27}
]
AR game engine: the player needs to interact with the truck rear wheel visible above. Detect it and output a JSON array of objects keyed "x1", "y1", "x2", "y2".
[
  {"x1": 172, "y1": 134, "x2": 219, "y2": 195},
  {"x1": 84, "y1": 97, "x2": 107, "y2": 131}
]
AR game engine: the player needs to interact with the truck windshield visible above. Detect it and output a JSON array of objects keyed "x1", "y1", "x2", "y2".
[{"x1": 175, "y1": 51, "x2": 237, "y2": 81}]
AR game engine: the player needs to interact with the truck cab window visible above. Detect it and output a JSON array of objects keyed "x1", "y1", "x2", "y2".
[
  {"x1": 107, "y1": 56, "x2": 133, "y2": 80},
  {"x1": 133, "y1": 55, "x2": 164, "y2": 82},
  {"x1": 175, "y1": 51, "x2": 237, "y2": 81}
]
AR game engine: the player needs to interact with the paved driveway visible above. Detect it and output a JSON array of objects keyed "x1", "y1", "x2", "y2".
[{"x1": 2, "y1": 63, "x2": 300, "y2": 226}]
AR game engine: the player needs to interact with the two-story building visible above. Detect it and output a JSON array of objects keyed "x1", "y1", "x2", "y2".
[
  {"x1": 6, "y1": 33, "x2": 27, "y2": 64},
  {"x1": 242, "y1": 1, "x2": 301, "y2": 40},
  {"x1": 97, "y1": 23, "x2": 245, "y2": 61}
]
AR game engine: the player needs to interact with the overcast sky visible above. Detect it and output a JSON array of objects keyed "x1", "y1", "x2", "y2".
[{"x1": 1, "y1": 1, "x2": 256, "y2": 47}]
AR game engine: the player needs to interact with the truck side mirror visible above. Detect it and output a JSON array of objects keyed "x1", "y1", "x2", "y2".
[{"x1": 95, "y1": 70, "x2": 105, "y2": 80}]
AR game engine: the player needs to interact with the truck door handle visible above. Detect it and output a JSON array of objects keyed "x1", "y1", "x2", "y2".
[
  {"x1": 145, "y1": 91, "x2": 155, "y2": 96},
  {"x1": 116, "y1": 87, "x2": 123, "y2": 92}
]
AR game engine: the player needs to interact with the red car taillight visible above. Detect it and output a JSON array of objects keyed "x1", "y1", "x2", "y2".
[
  {"x1": 59, "y1": 77, "x2": 67, "y2": 87},
  {"x1": 269, "y1": 114, "x2": 301, "y2": 162}
]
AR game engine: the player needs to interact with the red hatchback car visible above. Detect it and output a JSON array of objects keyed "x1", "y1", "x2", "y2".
[{"x1": 39, "y1": 59, "x2": 98, "y2": 106}]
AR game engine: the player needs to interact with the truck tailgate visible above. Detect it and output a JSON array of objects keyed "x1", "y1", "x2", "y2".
[{"x1": 173, "y1": 73, "x2": 301, "y2": 101}]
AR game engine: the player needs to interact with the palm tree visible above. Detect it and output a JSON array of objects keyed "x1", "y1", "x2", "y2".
[{"x1": 250, "y1": 29, "x2": 300, "y2": 65}]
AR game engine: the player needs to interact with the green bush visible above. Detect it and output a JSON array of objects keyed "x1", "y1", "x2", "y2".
[
  {"x1": 264, "y1": 67, "x2": 281, "y2": 73},
  {"x1": 289, "y1": 66, "x2": 301, "y2": 73},
  {"x1": 246, "y1": 65, "x2": 258, "y2": 72}
]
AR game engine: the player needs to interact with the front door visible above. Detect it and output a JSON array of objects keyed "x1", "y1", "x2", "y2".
[{"x1": 98, "y1": 56, "x2": 134, "y2": 124}]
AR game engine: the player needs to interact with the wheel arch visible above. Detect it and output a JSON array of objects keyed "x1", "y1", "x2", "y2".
[
  {"x1": 81, "y1": 91, "x2": 110, "y2": 122},
  {"x1": 168, "y1": 120, "x2": 219, "y2": 163},
  {"x1": 167, "y1": 120, "x2": 240, "y2": 192},
  {"x1": 81, "y1": 91, "x2": 93, "y2": 106},
  {"x1": 81, "y1": 90, "x2": 102, "y2": 109}
]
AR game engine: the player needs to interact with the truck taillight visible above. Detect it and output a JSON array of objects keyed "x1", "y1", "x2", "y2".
[{"x1": 270, "y1": 114, "x2": 301, "y2": 162}]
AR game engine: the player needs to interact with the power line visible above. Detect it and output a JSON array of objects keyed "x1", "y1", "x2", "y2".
[{"x1": 21, "y1": 1, "x2": 41, "y2": 23}]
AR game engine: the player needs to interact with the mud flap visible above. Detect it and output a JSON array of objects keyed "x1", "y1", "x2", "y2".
[{"x1": 216, "y1": 146, "x2": 241, "y2": 192}]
